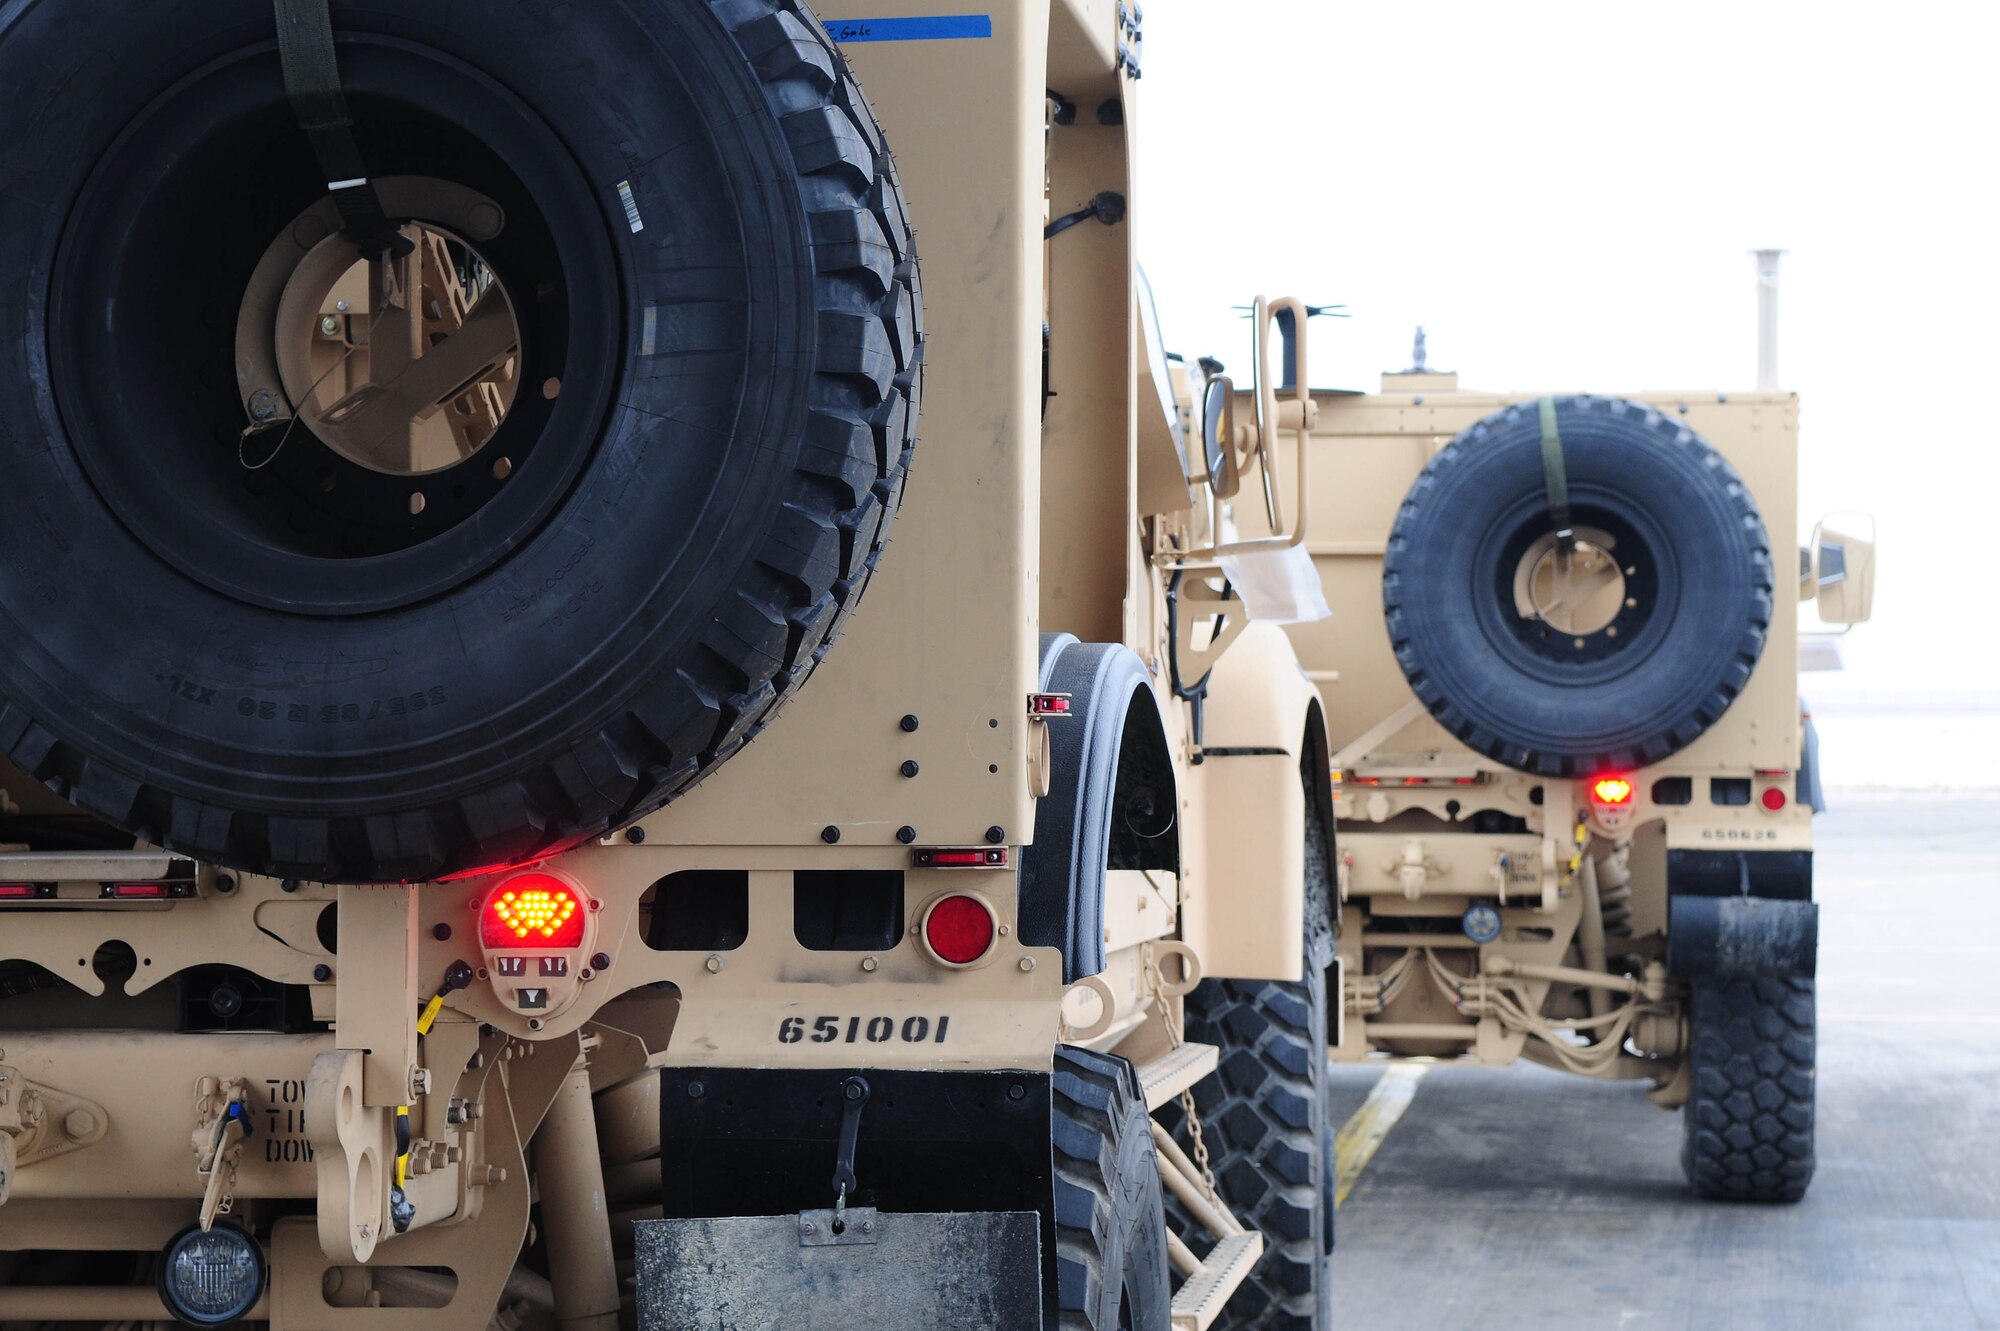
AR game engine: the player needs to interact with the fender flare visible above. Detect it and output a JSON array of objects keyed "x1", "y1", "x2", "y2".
[
  {"x1": 1019, "y1": 634, "x2": 1178, "y2": 982},
  {"x1": 1182, "y1": 622, "x2": 1336, "y2": 982}
]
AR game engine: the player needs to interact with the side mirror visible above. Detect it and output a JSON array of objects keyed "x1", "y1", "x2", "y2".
[
  {"x1": 1202, "y1": 376, "x2": 1239, "y2": 498},
  {"x1": 1808, "y1": 515, "x2": 1876, "y2": 625}
]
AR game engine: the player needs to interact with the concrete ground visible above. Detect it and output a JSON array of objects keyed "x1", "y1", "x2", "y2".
[{"x1": 1326, "y1": 798, "x2": 2000, "y2": 1331}]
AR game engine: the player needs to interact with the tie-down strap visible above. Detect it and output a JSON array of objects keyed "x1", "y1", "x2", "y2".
[
  {"x1": 272, "y1": 0, "x2": 412, "y2": 259},
  {"x1": 1536, "y1": 396, "x2": 1575, "y2": 551}
]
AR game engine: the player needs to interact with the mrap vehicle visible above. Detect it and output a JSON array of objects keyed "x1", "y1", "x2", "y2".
[
  {"x1": 0, "y1": 2, "x2": 1341, "y2": 1328},
  {"x1": 1264, "y1": 331, "x2": 1875, "y2": 1204}
]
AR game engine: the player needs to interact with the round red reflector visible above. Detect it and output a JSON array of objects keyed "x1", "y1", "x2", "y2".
[
  {"x1": 1761, "y1": 786, "x2": 1788, "y2": 812},
  {"x1": 482, "y1": 874, "x2": 586, "y2": 949},
  {"x1": 924, "y1": 895, "x2": 995, "y2": 965}
]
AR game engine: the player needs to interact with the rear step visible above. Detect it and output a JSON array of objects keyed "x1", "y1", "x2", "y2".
[
  {"x1": 1136, "y1": 1040, "x2": 1218, "y2": 1111},
  {"x1": 1169, "y1": 1231, "x2": 1263, "y2": 1331},
  {"x1": 1150, "y1": 1117, "x2": 1263, "y2": 1331}
]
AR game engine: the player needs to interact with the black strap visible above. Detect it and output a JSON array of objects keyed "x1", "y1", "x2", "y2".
[
  {"x1": 1536, "y1": 396, "x2": 1575, "y2": 551},
  {"x1": 273, "y1": 0, "x2": 411, "y2": 259}
]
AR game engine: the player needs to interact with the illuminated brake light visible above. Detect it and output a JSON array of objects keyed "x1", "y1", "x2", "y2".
[
  {"x1": 1590, "y1": 777, "x2": 1634, "y2": 806},
  {"x1": 482, "y1": 874, "x2": 586, "y2": 948},
  {"x1": 922, "y1": 894, "x2": 997, "y2": 966}
]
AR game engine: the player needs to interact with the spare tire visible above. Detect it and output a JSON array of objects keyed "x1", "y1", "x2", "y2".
[
  {"x1": 0, "y1": 0, "x2": 920, "y2": 881},
  {"x1": 1383, "y1": 396, "x2": 1771, "y2": 777}
]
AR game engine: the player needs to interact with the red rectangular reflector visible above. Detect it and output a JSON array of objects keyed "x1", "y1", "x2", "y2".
[
  {"x1": 0, "y1": 883, "x2": 37, "y2": 899},
  {"x1": 110, "y1": 882, "x2": 168, "y2": 898},
  {"x1": 916, "y1": 848, "x2": 1008, "y2": 868}
]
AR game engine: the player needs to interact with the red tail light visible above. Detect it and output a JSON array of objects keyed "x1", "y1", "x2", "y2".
[
  {"x1": 922, "y1": 894, "x2": 996, "y2": 966},
  {"x1": 0, "y1": 883, "x2": 38, "y2": 899},
  {"x1": 1590, "y1": 777, "x2": 1634, "y2": 806},
  {"x1": 483, "y1": 874, "x2": 586, "y2": 948},
  {"x1": 1761, "y1": 786, "x2": 1788, "y2": 811}
]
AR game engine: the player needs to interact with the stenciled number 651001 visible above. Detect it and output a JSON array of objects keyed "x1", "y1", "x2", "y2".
[{"x1": 777, "y1": 1014, "x2": 951, "y2": 1045}]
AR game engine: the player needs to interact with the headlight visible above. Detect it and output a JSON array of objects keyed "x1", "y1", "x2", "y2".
[{"x1": 157, "y1": 1223, "x2": 265, "y2": 1326}]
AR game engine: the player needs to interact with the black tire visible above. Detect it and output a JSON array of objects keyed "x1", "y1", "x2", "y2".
[
  {"x1": 1161, "y1": 960, "x2": 1333, "y2": 1331},
  {"x1": 1054, "y1": 1046, "x2": 1174, "y2": 1331},
  {"x1": 1383, "y1": 395, "x2": 1772, "y2": 777},
  {"x1": 1680, "y1": 976, "x2": 1816, "y2": 1203},
  {"x1": 0, "y1": 0, "x2": 919, "y2": 881}
]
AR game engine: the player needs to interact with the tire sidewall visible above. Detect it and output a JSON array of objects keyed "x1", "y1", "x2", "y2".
[{"x1": 0, "y1": 2, "x2": 818, "y2": 832}]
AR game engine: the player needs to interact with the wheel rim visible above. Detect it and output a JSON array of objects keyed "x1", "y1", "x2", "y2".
[{"x1": 241, "y1": 196, "x2": 526, "y2": 486}]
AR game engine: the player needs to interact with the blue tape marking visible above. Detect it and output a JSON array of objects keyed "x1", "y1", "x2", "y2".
[{"x1": 823, "y1": 15, "x2": 993, "y2": 42}]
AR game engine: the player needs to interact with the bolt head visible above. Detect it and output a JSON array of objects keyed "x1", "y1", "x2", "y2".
[
  {"x1": 687, "y1": 1081, "x2": 705, "y2": 1098},
  {"x1": 896, "y1": 826, "x2": 916, "y2": 845},
  {"x1": 801, "y1": 1220, "x2": 817, "y2": 1235},
  {"x1": 590, "y1": 952, "x2": 612, "y2": 972},
  {"x1": 1018, "y1": 957, "x2": 1036, "y2": 973},
  {"x1": 625, "y1": 826, "x2": 646, "y2": 844},
  {"x1": 705, "y1": 954, "x2": 723, "y2": 974},
  {"x1": 900, "y1": 760, "x2": 920, "y2": 778},
  {"x1": 64, "y1": 1108, "x2": 98, "y2": 1138},
  {"x1": 320, "y1": 314, "x2": 342, "y2": 335},
  {"x1": 312, "y1": 964, "x2": 333, "y2": 983},
  {"x1": 900, "y1": 714, "x2": 920, "y2": 732},
  {"x1": 985, "y1": 825, "x2": 1006, "y2": 845},
  {"x1": 821, "y1": 825, "x2": 841, "y2": 844}
]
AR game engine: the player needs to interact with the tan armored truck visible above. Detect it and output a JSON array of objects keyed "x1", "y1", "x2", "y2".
[
  {"x1": 0, "y1": 2, "x2": 1341, "y2": 1328},
  {"x1": 1246, "y1": 327, "x2": 1875, "y2": 1203}
]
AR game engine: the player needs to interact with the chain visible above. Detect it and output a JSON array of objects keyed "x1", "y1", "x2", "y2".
[{"x1": 1146, "y1": 950, "x2": 1219, "y2": 1204}]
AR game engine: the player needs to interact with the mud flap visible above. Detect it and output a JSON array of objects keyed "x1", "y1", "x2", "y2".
[
  {"x1": 1668, "y1": 895, "x2": 1818, "y2": 979},
  {"x1": 634, "y1": 1209, "x2": 1042, "y2": 1330}
]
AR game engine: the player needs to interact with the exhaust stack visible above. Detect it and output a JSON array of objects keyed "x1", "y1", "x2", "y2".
[{"x1": 1753, "y1": 248, "x2": 1785, "y2": 391}]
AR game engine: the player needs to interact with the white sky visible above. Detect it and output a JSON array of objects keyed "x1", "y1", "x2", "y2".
[{"x1": 1136, "y1": 0, "x2": 2000, "y2": 707}]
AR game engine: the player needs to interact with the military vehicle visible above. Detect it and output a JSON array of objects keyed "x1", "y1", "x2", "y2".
[
  {"x1": 0, "y1": 1, "x2": 1341, "y2": 1327},
  {"x1": 1265, "y1": 318, "x2": 1874, "y2": 1203}
]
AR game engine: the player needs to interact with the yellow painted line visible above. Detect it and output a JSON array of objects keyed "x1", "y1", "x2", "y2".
[{"x1": 1333, "y1": 1064, "x2": 1426, "y2": 1206}]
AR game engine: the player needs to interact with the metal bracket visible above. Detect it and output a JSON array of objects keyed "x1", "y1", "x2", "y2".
[{"x1": 798, "y1": 1206, "x2": 879, "y2": 1247}]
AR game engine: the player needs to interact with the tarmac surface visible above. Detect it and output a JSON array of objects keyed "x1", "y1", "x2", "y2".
[{"x1": 1325, "y1": 798, "x2": 2000, "y2": 1331}]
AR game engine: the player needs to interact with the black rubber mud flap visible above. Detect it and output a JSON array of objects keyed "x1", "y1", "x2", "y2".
[
  {"x1": 1668, "y1": 896, "x2": 1818, "y2": 979},
  {"x1": 1383, "y1": 395, "x2": 1773, "y2": 776},
  {"x1": 634, "y1": 1210, "x2": 1043, "y2": 1330},
  {"x1": 0, "y1": 0, "x2": 920, "y2": 881}
]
